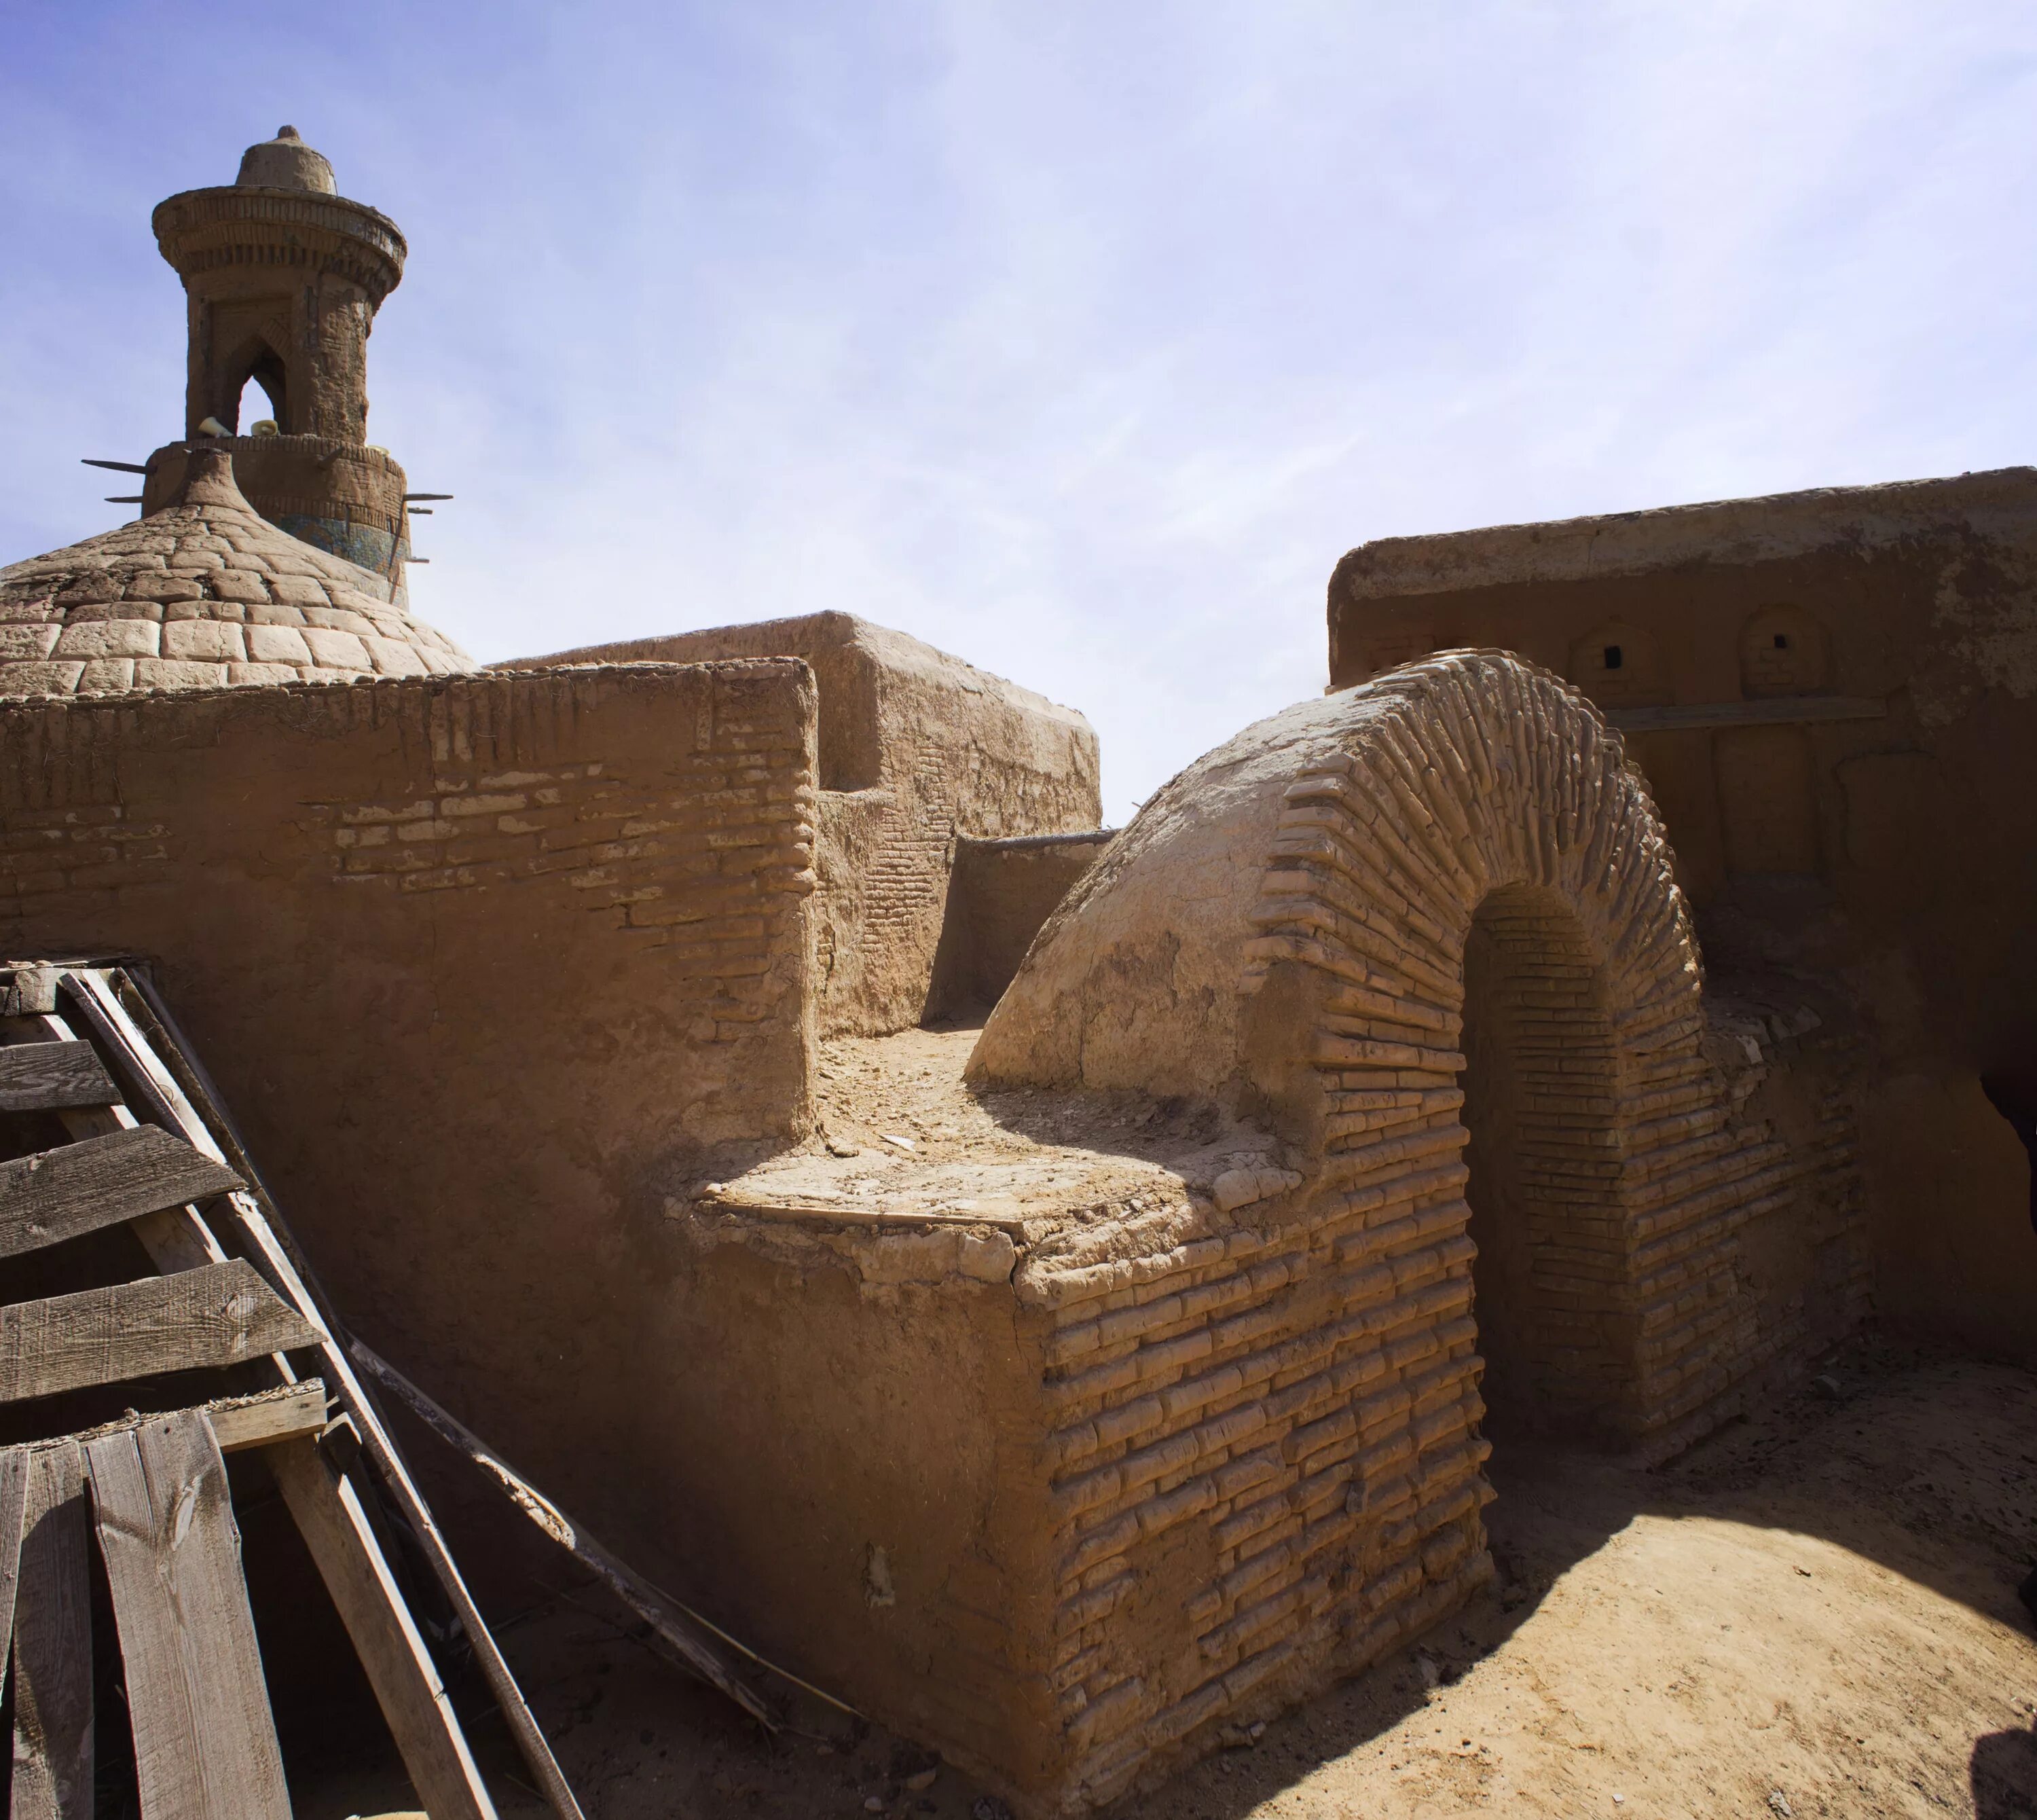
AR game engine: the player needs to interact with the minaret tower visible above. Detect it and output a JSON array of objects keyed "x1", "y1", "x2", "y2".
[{"x1": 142, "y1": 128, "x2": 416, "y2": 591}]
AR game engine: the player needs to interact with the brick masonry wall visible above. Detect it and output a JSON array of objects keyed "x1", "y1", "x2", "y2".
[
  {"x1": 0, "y1": 659, "x2": 820, "y2": 1541},
  {"x1": 0, "y1": 665, "x2": 815, "y2": 1068},
  {"x1": 815, "y1": 643, "x2": 1103, "y2": 1035},
  {"x1": 502, "y1": 614, "x2": 1103, "y2": 1039},
  {"x1": 1321, "y1": 476, "x2": 2037, "y2": 1376}
]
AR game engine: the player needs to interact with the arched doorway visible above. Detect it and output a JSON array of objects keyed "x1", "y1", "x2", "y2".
[{"x1": 1461, "y1": 882, "x2": 1635, "y2": 1444}]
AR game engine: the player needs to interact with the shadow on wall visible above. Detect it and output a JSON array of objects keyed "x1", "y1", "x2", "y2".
[
  {"x1": 1862, "y1": 1072, "x2": 2037, "y2": 1368},
  {"x1": 1459, "y1": 883, "x2": 1636, "y2": 1449},
  {"x1": 926, "y1": 831, "x2": 1115, "y2": 1025}
]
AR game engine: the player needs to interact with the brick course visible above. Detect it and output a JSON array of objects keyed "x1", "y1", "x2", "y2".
[{"x1": 964, "y1": 651, "x2": 1869, "y2": 1810}]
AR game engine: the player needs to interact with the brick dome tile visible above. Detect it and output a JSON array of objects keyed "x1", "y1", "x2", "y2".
[{"x1": 0, "y1": 449, "x2": 474, "y2": 698}]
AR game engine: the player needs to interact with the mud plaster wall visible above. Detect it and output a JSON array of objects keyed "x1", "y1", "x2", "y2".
[
  {"x1": 0, "y1": 659, "x2": 821, "y2": 1559},
  {"x1": 965, "y1": 655, "x2": 1869, "y2": 1810},
  {"x1": 928, "y1": 832, "x2": 1116, "y2": 1020},
  {"x1": 654, "y1": 1211, "x2": 1071, "y2": 1799},
  {"x1": 1327, "y1": 469, "x2": 2037, "y2": 1364},
  {"x1": 510, "y1": 613, "x2": 1103, "y2": 1037}
]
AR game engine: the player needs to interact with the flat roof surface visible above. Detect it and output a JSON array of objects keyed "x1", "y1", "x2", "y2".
[
  {"x1": 1335, "y1": 466, "x2": 2037, "y2": 601},
  {"x1": 697, "y1": 1025, "x2": 1271, "y2": 1240}
]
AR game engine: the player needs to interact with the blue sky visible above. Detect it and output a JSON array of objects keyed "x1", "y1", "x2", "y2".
[{"x1": 3, "y1": 3, "x2": 2033, "y2": 815}]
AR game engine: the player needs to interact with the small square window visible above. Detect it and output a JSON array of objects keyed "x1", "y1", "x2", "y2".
[
  {"x1": 1774, "y1": 633, "x2": 1789, "y2": 650},
  {"x1": 1603, "y1": 644, "x2": 1623, "y2": 670}
]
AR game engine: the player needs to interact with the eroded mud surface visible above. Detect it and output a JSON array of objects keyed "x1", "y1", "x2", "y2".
[
  {"x1": 297, "y1": 1344, "x2": 2036, "y2": 1819},
  {"x1": 699, "y1": 1023, "x2": 1279, "y2": 1231}
]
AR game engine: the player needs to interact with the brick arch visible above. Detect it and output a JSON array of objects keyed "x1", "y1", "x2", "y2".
[
  {"x1": 1241, "y1": 650, "x2": 1773, "y2": 1447},
  {"x1": 975, "y1": 651, "x2": 1803, "y2": 1801}
]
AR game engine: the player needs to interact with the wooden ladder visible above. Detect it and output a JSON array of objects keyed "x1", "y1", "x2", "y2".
[{"x1": 0, "y1": 960, "x2": 583, "y2": 1819}]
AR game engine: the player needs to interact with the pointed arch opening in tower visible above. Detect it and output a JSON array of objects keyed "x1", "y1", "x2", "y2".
[{"x1": 226, "y1": 342, "x2": 289, "y2": 435}]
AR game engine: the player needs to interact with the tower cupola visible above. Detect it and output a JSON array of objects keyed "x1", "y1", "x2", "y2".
[{"x1": 142, "y1": 129, "x2": 416, "y2": 590}]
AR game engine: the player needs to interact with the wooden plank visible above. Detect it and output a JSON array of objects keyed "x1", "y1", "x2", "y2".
[
  {"x1": 0, "y1": 1258, "x2": 320, "y2": 1405},
  {"x1": 86, "y1": 968, "x2": 587, "y2": 1819},
  {"x1": 0, "y1": 1040, "x2": 117, "y2": 1112},
  {"x1": 1, "y1": 966, "x2": 62, "y2": 1017},
  {"x1": 0, "y1": 1446, "x2": 29, "y2": 1695},
  {"x1": 211, "y1": 1377, "x2": 329, "y2": 1452},
  {"x1": 11, "y1": 988, "x2": 564, "y2": 1817},
  {"x1": 0, "y1": 1015, "x2": 230, "y2": 1277},
  {"x1": 270, "y1": 1436, "x2": 498, "y2": 1820},
  {"x1": 13, "y1": 1440, "x2": 94, "y2": 1819},
  {"x1": 87, "y1": 1410, "x2": 290, "y2": 1819},
  {"x1": 0, "y1": 1126, "x2": 244, "y2": 1262},
  {"x1": 31, "y1": 1381, "x2": 329, "y2": 1461},
  {"x1": 1606, "y1": 695, "x2": 1886, "y2": 734}
]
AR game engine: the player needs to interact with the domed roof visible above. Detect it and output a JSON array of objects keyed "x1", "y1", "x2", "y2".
[
  {"x1": 234, "y1": 125, "x2": 337, "y2": 195},
  {"x1": 0, "y1": 448, "x2": 474, "y2": 697}
]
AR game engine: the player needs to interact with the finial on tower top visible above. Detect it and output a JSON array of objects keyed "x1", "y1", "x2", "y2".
[{"x1": 235, "y1": 125, "x2": 336, "y2": 195}]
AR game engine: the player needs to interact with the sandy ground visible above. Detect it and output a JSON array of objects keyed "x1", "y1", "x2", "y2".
[{"x1": 295, "y1": 1341, "x2": 2037, "y2": 1820}]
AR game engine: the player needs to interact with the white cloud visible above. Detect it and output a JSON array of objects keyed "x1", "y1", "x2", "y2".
[{"x1": 3, "y1": 1, "x2": 2034, "y2": 809}]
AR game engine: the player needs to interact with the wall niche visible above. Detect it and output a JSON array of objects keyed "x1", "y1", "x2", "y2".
[
  {"x1": 1740, "y1": 604, "x2": 1831, "y2": 698},
  {"x1": 1566, "y1": 620, "x2": 1669, "y2": 709}
]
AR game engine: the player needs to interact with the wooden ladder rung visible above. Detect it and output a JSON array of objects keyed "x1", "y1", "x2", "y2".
[
  {"x1": 23, "y1": 1380, "x2": 333, "y2": 1459},
  {"x1": 0, "y1": 1258, "x2": 320, "y2": 1404},
  {"x1": 0, "y1": 1039, "x2": 118, "y2": 1113},
  {"x1": 0, "y1": 1125, "x2": 244, "y2": 1261}
]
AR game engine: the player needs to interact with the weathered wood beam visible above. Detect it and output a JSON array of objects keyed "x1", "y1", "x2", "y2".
[
  {"x1": 88, "y1": 1410, "x2": 291, "y2": 1819},
  {"x1": 86, "y1": 967, "x2": 586, "y2": 1820},
  {"x1": 0, "y1": 1125, "x2": 244, "y2": 1261},
  {"x1": 0, "y1": 1258, "x2": 318, "y2": 1405},
  {"x1": 210, "y1": 1378, "x2": 330, "y2": 1452},
  {"x1": 0, "y1": 1006, "x2": 494, "y2": 1815},
  {"x1": 270, "y1": 1436, "x2": 498, "y2": 1820},
  {"x1": 13, "y1": 1440, "x2": 92, "y2": 1819},
  {"x1": 26, "y1": 1380, "x2": 331, "y2": 1459},
  {"x1": 0, "y1": 1040, "x2": 117, "y2": 1113}
]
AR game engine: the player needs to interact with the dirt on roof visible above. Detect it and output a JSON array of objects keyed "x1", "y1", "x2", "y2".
[{"x1": 698, "y1": 1023, "x2": 1283, "y2": 1237}]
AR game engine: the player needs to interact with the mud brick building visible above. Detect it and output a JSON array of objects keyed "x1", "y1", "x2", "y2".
[
  {"x1": 520, "y1": 612, "x2": 1104, "y2": 1035},
  {"x1": 1329, "y1": 475, "x2": 2037, "y2": 1368},
  {"x1": 1, "y1": 128, "x2": 2030, "y2": 1819}
]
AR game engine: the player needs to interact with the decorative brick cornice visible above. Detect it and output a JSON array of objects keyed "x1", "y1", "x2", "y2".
[{"x1": 153, "y1": 185, "x2": 407, "y2": 307}]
